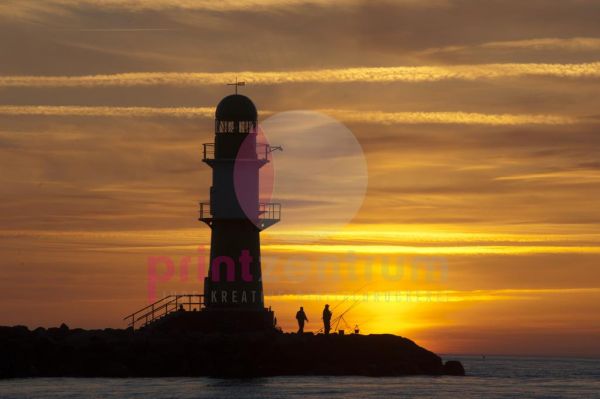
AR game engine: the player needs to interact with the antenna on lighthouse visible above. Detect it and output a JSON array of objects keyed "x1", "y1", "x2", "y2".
[{"x1": 227, "y1": 77, "x2": 246, "y2": 94}]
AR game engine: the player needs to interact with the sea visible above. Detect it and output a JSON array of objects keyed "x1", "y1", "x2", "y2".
[{"x1": 0, "y1": 356, "x2": 598, "y2": 398}]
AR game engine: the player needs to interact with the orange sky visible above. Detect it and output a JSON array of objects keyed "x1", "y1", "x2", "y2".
[{"x1": 1, "y1": 0, "x2": 599, "y2": 357}]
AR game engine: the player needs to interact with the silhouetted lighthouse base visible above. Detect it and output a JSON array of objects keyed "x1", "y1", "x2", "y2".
[{"x1": 146, "y1": 308, "x2": 276, "y2": 334}]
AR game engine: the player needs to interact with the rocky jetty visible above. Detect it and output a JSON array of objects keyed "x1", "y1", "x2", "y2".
[{"x1": 0, "y1": 324, "x2": 464, "y2": 378}]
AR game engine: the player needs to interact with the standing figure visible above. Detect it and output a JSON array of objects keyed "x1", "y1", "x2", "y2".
[
  {"x1": 322, "y1": 304, "x2": 332, "y2": 335},
  {"x1": 296, "y1": 306, "x2": 308, "y2": 334}
]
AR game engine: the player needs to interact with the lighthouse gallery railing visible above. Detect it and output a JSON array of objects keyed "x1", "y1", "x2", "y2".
[
  {"x1": 199, "y1": 202, "x2": 281, "y2": 228},
  {"x1": 202, "y1": 142, "x2": 273, "y2": 161}
]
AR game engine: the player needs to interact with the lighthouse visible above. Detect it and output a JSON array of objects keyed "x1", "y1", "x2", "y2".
[
  {"x1": 123, "y1": 90, "x2": 280, "y2": 332},
  {"x1": 198, "y1": 90, "x2": 280, "y2": 330}
]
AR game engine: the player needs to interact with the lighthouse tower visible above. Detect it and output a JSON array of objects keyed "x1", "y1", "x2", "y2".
[{"x1": 198, "y1": 91, "x2": 280, "y2": 331}]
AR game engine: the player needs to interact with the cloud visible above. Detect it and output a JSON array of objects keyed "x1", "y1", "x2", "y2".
[
  {"x1": 0, "y1": 105, "x2": 214, "y2": 118},
  {"x1": 266, "y1": 287, "x2": 600, "y2": 301},
  {"x1": 264, "y1": 243, "x2": 600, "y2": 255},
  {"x1": 325, "y1": 110, "x2": 578, "y2": 126},
  {"x1": 0, "y1": 0, "x2": 447, "y2": 15},
  {"x1": 0, "y1": 0, "x2": 336, "y2": 15},
  {"x1": 54, "y1": 28, "x2": 177, "y2": 32},
  {"x1": 0, "y1": 105, "x2": 579, "y2": 125},
  {"x1": 1, "y1": 63, "x2": 600, "y2": 88},
  {"x1": 422, "y1": 37, "x2": 600, "y2": 56},
  {"x1": 495, "y1": 170, "x2": 600, "y2": 183},
  {"x1": 481, "y1": 37, "x2": 600, "y2": 51}
]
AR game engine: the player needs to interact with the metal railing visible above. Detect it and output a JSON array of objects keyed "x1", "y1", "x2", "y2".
[
  {"x1": 199, "y1": 202, "x2": 211, "y2": 220},
  {"x1": 123, "y1": 294, "x2": 204, "y2": 330},
  {"x1": 203, "y1": 143, "x2": 215, "y2": 160},
  {"x1": 202, "y1": 142, "x2": 275, "y2": 161},
  {"x1": 198, "y1": 201, "x2": 281, "y2": 229},
  {"x1": 256, "y1": 143, "x2": 273, "y2": 161},
  {"x1": 258, "y1": 202, "x2": 281, "y2": 229},
  {"x1": 259, "y1": 202, "x2": 281, "y2": 221}
]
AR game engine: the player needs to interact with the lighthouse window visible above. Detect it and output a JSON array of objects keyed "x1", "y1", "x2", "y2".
[{"x1": 216, "y1": 120, "x2": 256, "y2": 134}]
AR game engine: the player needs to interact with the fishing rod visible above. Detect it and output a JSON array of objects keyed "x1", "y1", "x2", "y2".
[
  {"x1": 331, "y1": 282, "x2": 371, "y2": 312},
  {"x1": 333, "y1": 300, "x2": 361, "y2": 332},
  {"x1": 316, "y1": 297, "x2": 362, "y2": 334},
  {"x1": 311, "y1": 283, "x2": 371, "y2": 334}
]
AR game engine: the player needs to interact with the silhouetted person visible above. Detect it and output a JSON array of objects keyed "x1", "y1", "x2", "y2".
[
  {"x1": 322, "y1": 304, "x2": 332, "y2": 335},
  {"x1": 178, "y1": 304, "x2": 185, "y2": 312},
  {"x1": 296, "y1": 307, "x2": 308, "y2": 333}
]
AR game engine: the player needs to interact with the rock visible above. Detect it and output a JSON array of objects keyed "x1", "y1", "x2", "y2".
[
  {"x1": 0, "y1": 325, "x2": 29, "y2": 339},
  {"x1": 0, "y1": 324, "x2": 465, "y2": 378},
  {"x1": 443, "y1": 360, "x2": 465, "y2": 376}
]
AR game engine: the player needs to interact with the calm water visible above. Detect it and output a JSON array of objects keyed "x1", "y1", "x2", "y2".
[{"x1": 1, "y1": 356, "x2": 599, "y2": 398}]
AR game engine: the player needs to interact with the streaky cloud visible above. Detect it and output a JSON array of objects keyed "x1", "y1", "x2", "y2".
[
  {"x1": 324, "y1": 110, "x2": 577, "y2": 126},
  {"x1": 421, "y1": 37, "x2": 600, "y2": 55},
  {"x1": 481, "y1": 37, "x2": 600, "y2": 51},
  {"x1": 1, "y1": 63, "x2": 600, "y2": 88},
  {"x1": 0, "y1": 105, "x2": 214, "y2": 118},
  {"x1": 0, "y1": 105, "x2": 579, "y2": 125},
  {"x1": 266, "y1": 288, "x2": 600, "y2": 301},
  {"x1": 0, "y1": 0, "x2": 446, "y2": 14},
  {"x1": 263, "y1": 243, "x2": 600, "y2": 255},
  {"x1": 495, "y1": 170, "x2": 600, "y2": 182}
]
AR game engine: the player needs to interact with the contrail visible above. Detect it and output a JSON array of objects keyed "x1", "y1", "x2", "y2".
[
  {"x1": 0, "y1": 105, "x2": 579, "y2": 125},
  {"x1": 1, "y1": 63, "x2": 599, "y2": 88},
  {"x1": 0, "y1": 105, "x2": 214, "y2": 118},
  {"x1": 52, "y1": 28, "x2": 176, "y2": 32}
]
